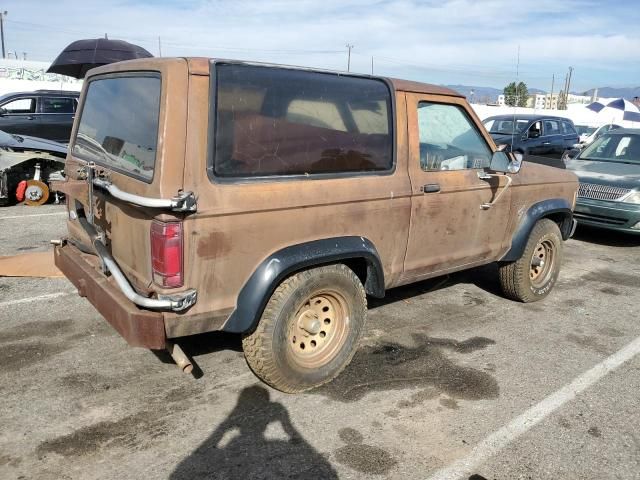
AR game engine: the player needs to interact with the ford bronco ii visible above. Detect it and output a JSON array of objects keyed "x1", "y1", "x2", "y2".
[{"x1": 53, "y1": 58, "x2": 578, "y2": 393}]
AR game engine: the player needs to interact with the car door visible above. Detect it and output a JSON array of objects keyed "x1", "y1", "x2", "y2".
[
  {"x1": 0, "y1": 96, "x2": 40, "y2": 136},
  {"x1": 401, "y1": 93, "x2": 511, "y2": 281},
  {"x1": 542, "y1": 119, "x2": 564, "y2": 157},
  {"x1": 38, "y1": 96, "x2": 76, "y2": 142},
  {"x1": 523, "y1": 120, "x2": 545, "y2": 156}
]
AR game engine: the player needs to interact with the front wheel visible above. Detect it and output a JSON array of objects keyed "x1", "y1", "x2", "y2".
[
  {"x1": 242, "y1": 264, "x2": 367, "y2": 393},
  {"x1": 499, "y1": 218, "x2": 563, "y2": 302}
]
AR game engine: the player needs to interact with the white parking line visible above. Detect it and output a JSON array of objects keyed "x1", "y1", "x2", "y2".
[
  {"x1": 427, "y1": 335, "x2": 640, "y2": 480},
  {"x1": 0, "y1": 291, "x2": 71, "y2": 308},
  {"x1": 0, "y1": 212, "x2": 67, "y2": 220}
]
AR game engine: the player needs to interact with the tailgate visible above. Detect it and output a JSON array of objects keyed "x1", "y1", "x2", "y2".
[{"x1": 62, "y1": 59, "x2": 190, "y2": 294}]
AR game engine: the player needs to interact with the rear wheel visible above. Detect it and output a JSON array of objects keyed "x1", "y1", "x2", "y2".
[
  {"x1": 242, "y1": 264, "x2": 367, "y2": 393},
  {"x1": 499, "y1": 218, "x2": 563, "y2": 302}
]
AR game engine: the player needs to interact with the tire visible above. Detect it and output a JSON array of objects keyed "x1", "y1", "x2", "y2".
[
  {"x1": 242, "y1": 264, "x2": 367, "y2": 393},
  {"x1": 499, "y1": 218, "x2": 563, "y2": 303}
]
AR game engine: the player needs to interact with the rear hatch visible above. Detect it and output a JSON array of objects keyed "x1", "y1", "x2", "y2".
[{"x1": 63, "y1": 58, "x2": 189, "y2": 294}]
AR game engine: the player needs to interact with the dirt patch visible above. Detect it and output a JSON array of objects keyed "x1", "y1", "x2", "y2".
[
  {"x1": 0, "y1": 454, "x2": 22, "y2": 467},
  {"x1": 333, "y1": 427, "x2": 397, "y2": 475},
  {"x1": 598, "y1": 327, "x2": 625, "y2": 338},
  {"x1": 587, "y1": 426, "x2": 602, "y2": 438},
  {"x1": 599, "y1": 286, "x2": 621, "y2": 296},
  {"x1": 566, "y1": 334, "x2": 609, "y2": 355},
  {"x1": 36, "y1": 410, "x2": 165, "y2": 458},
  {"x1": 0, "y1": 341, "x2": 69, "y2": 373},
  {"x1": 581, "y1": 269, "x2": 639, "y2": 288},
  {"x1": 316, "y1": 334, "x2": 498, "y2": 402},
  {"x1": 196, "y1": 231, "x2": 232, "y2": 259},
  {"x1": 397, "y1": 388, "x2": 439, "y2": 408},
  {"x1": 59, "y1": 372, "x2": 117, "y2": 394},
  {"x1": 440, "y1": 397, "x2": 460, "y2": 410},
  {"x1": 0, "y1": 319, "x2": 74, "y2": 343}
]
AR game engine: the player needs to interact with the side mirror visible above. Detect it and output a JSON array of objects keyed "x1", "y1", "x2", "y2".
[
  {"x1": 563, "y1": 148, "x2": 581, "y2": 161},
  {"x1": 529, "y1": 130, "x2": 540, "y2": 139},
  {"x1": 490, "y1": 150, "x2": 522, "y2": 174},
  {"x1": 0, "y1": 107, "x2": 7, "y2": 116}
]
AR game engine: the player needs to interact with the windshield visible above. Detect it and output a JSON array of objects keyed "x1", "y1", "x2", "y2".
[
  {"x1": 72, "y1": 74, "x2": 161, "y2": 182},
  {"x1": 483, "y1": 118, "x2": 530, "y2": 135},
  {"x1": 579, "y1": 133, "x2": 640, "y2": 164},
  {"x1": 575, "y1": 125, "x2": 596, "y2": 136}
]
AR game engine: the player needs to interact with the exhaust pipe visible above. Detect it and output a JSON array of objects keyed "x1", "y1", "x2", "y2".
[{"x1": 166, "y1": 341, "x2": 193, "y2": 374}]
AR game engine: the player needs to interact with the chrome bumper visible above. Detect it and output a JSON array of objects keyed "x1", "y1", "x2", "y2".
[{"x1": 73, "y1": 217, "x2": 197, "y2": 313}]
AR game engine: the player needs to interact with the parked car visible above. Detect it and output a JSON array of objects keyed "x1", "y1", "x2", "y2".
[
  {"x1": 575, "y1": 125, "x2": 597, "y2": 143},
  {"x1": 53, "y1": 58, "x2": 578, "y2": 392},
  {"x1": 0, "y1": 89, "x2": 80, "y2": 143},
  {"x1": 565, "y1": 129, "x2": 640, "y2": 234},
  {"x1": 0, "y1": 129, "x2": 67, "y2": 205},
  {"x1": 482, "y1": 114, "x2": 580, "y2": 164},
  {"x1": 580, "y1": 123, "x2": 621, "y2": 146}
]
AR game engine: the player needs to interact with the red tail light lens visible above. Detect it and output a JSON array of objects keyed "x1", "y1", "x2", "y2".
[{"x1": 150, "y1": 220, "x2": 183, "y2": 288}]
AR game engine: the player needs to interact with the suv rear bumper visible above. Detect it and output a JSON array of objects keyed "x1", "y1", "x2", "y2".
[{"x1": 54, "y1": 243, "x2": 167, "y2": 349}]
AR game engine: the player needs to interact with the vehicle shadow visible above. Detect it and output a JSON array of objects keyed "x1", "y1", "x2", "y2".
[
  {"x1": 571, "y1": 225, "x2": 640, "y2": 247},
  {"x1": 169, "y1": 385, "x2": 338, "y2": 479}
]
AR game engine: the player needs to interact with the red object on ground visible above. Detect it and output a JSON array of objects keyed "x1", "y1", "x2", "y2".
[{"x1": 15, "y1": 180, "x2": 27, "y2": 202}]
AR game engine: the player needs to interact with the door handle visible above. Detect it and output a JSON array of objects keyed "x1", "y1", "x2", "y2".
[
  {"x1": 421, "y1": 183, "x2": 441, "y2": 193},
  {"x1": 542, "y1": 141, "x2": 551, "y2": 145},
  {"x1": 27, "y1": 115, "x2": 35, "y2": 120}
]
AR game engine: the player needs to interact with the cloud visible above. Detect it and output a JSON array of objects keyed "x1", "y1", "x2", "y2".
[{"x1": 5, "y1": 0, "x2": 640, "y2": 90}]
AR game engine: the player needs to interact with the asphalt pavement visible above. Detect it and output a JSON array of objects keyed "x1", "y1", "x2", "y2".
[{"x1": 0, "y1": 204, "x2": 639, "y2": 480}]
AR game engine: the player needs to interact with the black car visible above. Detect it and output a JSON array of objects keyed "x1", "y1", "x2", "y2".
[
  {"x1": 0, "y1": 89, "x2": 80, "y2": 143},
  {"x1": 483, "y1": 115, "x2": 579, "y2": 166}
]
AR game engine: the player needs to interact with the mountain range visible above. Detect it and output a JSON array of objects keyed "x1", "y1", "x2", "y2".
[{"x1": 445, "y1": 84, "x2": 639, "y2": 102}]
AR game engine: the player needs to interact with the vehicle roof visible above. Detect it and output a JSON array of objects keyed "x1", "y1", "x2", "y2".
[
  {"x1": 604, "y1": 128, "x2": 640, "y2": 135},
  {"x1": 485, "y1": 114, "x2": 571, "y2": 121},
  {"x1": 0, "y1": 90, "x2": 79, "y2": 99},
  {"x1": 88, "y1": 57, "x2": 464, "y2": 98}
]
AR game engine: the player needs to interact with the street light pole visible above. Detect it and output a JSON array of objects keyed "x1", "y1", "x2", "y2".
[{"x1": 0, "y1": 11, "x2": 7, "y2": 60}]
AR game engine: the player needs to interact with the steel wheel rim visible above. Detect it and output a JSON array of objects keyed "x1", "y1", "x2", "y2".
[
  {"x1": 287, "y1": 289, "x2": 350, "y2": 369},
  {"x1": 530, "y1": 239, "x2": 555, "y2": 288}
]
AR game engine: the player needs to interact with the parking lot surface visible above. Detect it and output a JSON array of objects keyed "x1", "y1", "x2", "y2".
[{"x1": 1, "y1": 204, "x2": 639, "y2": 479}]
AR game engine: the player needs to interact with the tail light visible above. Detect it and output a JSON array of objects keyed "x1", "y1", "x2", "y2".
[{"x1": 150, "y1": 220, "x2": 183, "y2": 288}]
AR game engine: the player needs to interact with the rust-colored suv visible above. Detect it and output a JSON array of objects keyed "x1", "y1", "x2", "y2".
[{"x1": 53, "y1": 58, "x2": 578, "y2": 392}]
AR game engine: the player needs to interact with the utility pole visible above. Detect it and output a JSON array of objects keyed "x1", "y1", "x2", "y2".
[
  {"x1": 345, "y1": 44, "x2": 354, "y2": 72},
  {"x1": 565, "y1": 66, "x2": 574, "y2": 108},
  {"x1": 158, "y1": 36, "x2": 162, "y2": 57},
  {"x1": 371, "y1": 56, "x2": 373, "y2": 75},
  {"x1": 0, "y1": 10, "x2": 7, "y2": 60},
  {"x1": 560, "y1": 72, "x2": 569, "y2": 110},
  {"x1": 22, "y1": 51, "x2": 26, "y2": 60},
  {"x1": 549, "y1": 74, "x2": 554, "y2": 110}
]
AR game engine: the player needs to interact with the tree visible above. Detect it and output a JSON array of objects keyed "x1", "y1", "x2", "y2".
[{"x1": 504, "y1": 81, "x2": 529, "y2": 107}]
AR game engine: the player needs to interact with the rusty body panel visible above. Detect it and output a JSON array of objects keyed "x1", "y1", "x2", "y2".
[{"x1": 56, "y1": 57, "x2": 578, "y2": 348}]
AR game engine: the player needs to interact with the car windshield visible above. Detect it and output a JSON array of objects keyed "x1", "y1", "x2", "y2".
[
  {"x1": 575, "y1": 125, "x2": 596, "y2": 136},
  {"x1": 483, "y1": 118, "x2": 530, "y2": 134},
  {"x1": 579, "y1": 133, "x2": 640, "y2": 164},
  {"x1": 72, "y1": 74, "x2": 161, "y2": 182}
]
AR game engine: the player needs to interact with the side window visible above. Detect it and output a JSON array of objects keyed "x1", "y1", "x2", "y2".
[
  {"x1": 562, "y1": 121, "x2": 576, "y2": 135},
  {"x1": 42, "y1": 97, "x2": 75, "y2": 114},
  {"x1": 213, "y1": 64, "x2": 393, "y2": 177},
  {"x1": 543, "y1": 119, "x2": 560, "y2": 136},
  {"x1": 1, "y1": 97, "x2": 36, "y2": 114},
  {"x1": 417, "y1": 102, "x2": 492, "y2": 171},
  {"x1": 529, "y1": 121, "x2": 542, "y2": 137}
]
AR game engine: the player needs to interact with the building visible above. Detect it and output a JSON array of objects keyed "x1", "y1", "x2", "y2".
[
  {"x1": 526, "y1": 94, "x2": 547, "y2": 109},
  {"x1": 0, "y1": 59, "x2": 81, "y2": 96}
]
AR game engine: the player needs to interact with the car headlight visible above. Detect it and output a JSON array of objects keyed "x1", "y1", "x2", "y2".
[{"x1": 621, "y1": 190, "x2": 640, "y2": 204}]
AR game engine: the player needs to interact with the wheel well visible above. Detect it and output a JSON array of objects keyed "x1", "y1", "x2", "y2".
[
  {"x1": 542, "y1": 211, "x2": 573, "y2": 239},
  {"x1": 341, "y1": 257, "x2": 368, "y2": 290}
]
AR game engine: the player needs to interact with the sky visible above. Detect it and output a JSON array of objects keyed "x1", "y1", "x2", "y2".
[{"x1": 4, "y1": 0, "x2": 640, "y2": 92}]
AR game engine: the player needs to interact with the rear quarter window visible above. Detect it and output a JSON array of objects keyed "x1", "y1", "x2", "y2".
[{"x1": 212, "y1": 63, "x2": 393, "y2": 178}]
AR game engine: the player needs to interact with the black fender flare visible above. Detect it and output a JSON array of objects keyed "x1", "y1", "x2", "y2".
[
  {"x1": 500, "y1": 198, "x2": 573, "y2": 262},
  {"x1": 222, "y1": 236, "x2": 385, "y2": 334}
]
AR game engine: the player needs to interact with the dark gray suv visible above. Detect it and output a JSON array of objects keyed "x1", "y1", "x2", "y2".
[
  {"x1": 483, "y1": 114, "x2": 579, "y2": 166},
  {"x1": 0, "y1": 89, "x2": 80, "y2": 143}
]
